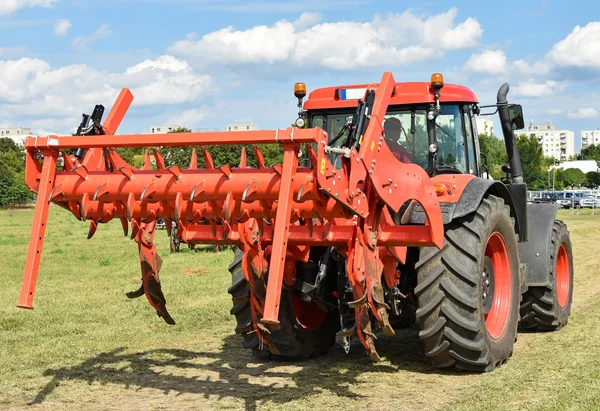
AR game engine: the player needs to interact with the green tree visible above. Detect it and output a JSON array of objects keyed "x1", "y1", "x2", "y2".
[
  {"x1": 515, "y1": 134, "x2": 545, "y2": 189},
  {"x1": 586, "y1": 171, "x2": 600, "y2": 188},
  {"x1": 478, "y1": 133, "x2": 507, "y2": 179},
  {"x1": 580, "y1": 144, "x2": 600, "y2": 162},
  {"x1": 562, "y1": 168, "x2": 586, "y2": 188},
  {"x1": 0, "y1": 138, "x2": 33, "y2": 207}
]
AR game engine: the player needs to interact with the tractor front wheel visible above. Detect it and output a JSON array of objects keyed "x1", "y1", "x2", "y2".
[
  {"x1": 228, "y1": 247, "x2": 339, "y2": 360},
  {"x1": 415, "y1": 195, "x2": 520, "y2": 372}
]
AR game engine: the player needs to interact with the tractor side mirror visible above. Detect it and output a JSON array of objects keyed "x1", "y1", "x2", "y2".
[{"x1": 508, "y1": 104, "x2": 525, "y2": 130}]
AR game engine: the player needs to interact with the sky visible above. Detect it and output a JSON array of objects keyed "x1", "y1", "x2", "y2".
[{"x1": 1, "y1": 0, "x2": 600, "y2": 152}]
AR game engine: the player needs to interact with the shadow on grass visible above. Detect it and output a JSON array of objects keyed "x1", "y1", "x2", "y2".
[{"x1": 32, "y1": 328, "x2": 463, "y2": 410}]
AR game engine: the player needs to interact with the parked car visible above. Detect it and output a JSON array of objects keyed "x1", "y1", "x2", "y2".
[
  {"x1": 533, "y1": 191, "x2": 560, "y2": 204},
  {"x1": 556, "y1": 192, "x2": 586, "y2": 208},
  {"x1": 580, "y1": 196, "x2": 600, "y2": 208}
]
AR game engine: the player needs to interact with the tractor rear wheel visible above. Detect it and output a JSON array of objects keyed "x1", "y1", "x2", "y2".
[
  {"x1": 415, "y1": 195, "x2": 520, "y2": 372},
  {"x1": 228, "y1": 247, "x2": 339, "y2": 360},
  {"x1": 520, "y1": 220, "x2": 573, "y2": 331}
]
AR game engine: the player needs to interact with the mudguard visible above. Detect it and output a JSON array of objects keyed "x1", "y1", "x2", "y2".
[
  {"x1": 406, "y1": 177, "x2": 524, "y2": 241},
  {"x1": 453, "y1": 178, "x2": 525, "y2": 241},
  {"x1": 518, "y1": 203, "x2": 560, "y2": 287}
]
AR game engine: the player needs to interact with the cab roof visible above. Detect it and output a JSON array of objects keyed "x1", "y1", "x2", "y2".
[{"x1": 303, "y1": 81, "x2": 478, "y2": 110}]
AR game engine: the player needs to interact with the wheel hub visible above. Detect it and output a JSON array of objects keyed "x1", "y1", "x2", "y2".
[{"x1": 482, "y1": 256, "x2": 495, "y2": 314}]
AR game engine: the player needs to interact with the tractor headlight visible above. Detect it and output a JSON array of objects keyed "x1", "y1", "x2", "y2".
[
  {"x1": 429, "y1": 143, "x2": 438, "y2": 153},
  {"x1": 295, "y1": 117, "x2": 306, "y2": 128}
]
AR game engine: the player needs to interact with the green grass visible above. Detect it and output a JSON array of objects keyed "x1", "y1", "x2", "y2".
[{"x1": 0, "y1": 207, "x2": 599, "y2": 410}]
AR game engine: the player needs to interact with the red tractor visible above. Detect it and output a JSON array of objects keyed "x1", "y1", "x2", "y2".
[{"x1": 18, "y1": 72, "x2": 573, "y2": 371}]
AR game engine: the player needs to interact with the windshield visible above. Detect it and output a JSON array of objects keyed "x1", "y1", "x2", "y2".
[{"x1": 310, "y1": 103, "x2": 477, "y2": 175}]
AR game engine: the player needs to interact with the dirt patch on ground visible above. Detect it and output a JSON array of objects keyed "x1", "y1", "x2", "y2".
[{"x1": 181, "y1": 267, "x2": 210, "y2": 277}]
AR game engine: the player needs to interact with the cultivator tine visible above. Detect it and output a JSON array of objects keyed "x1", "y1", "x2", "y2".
[
  {"x1": 87, "y1": 220, "x2": 98, "y2": 239},
  {"x1": 166, "y1": 165, "x2": 182, "y2": 180},
  {"x1": 253, "y1": 146, "x2": 266, "y2": 169},
  {"x1": 189, "y1": 148, "x2": 198, "y2": 169},
  {"x1": 134, "y1": 221, "x2": 175, "y2": 325},
  {"x1": 62, "y1": 151, "x2": 75, "y2": 171},
  {"x1": 142, "y1": 150, "x2": 151, "y2": 170},
  {"x1": 190, "y1": 181, "x2": 206, "y2": 202},
  {"x1": 72, "y1": 164, "x2": 89, "y2": 180},
  {"x1": 126, "y1": 284, "x2": 144, "y2": 299},
  {"x1": 152, "y1": 149, "x2": 166, "y2": 170},
  {"x1": 93, "y1": 183, "x2": 109, "y2": 201},
  {"x1": 218, "y1": 164, "x2": 232, "y2": 179},
  {"x1": 202, "y1": 148, "x2": 214, "y2": 169},
  {"x1": 49, "y1": 183, "x2": 65, "y2": 201},
  {"x1": 120, "y1": 217, "x2": 129, "y2": 237},
  {"x1": 130, "y1": 223, "x2": 140, "y2": 241},
  {"x1": 140, "y1": 181, "x2": 156, "y2": 201},
  {"x1": 239, "y1": 147, "x2": 247, "y2": 168}
]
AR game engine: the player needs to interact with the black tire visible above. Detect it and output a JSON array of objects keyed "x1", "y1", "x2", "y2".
[
  {"x1": 520, "y1": 220, "x2": 573, "y2": 331},
  {"x1": 228, "y1": 247, "x2": 339, "y2": 360},
  {"x1": 415, "y1": 195, "x2": 520, "y2": 372}
]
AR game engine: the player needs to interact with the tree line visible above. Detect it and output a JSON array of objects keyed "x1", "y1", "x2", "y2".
[
  {"x1": 479, "y1": 133, "x2": 600, "y2": 190},
  {"x1": 0, "y1": 138, "x2": 34, "y2": 208}
]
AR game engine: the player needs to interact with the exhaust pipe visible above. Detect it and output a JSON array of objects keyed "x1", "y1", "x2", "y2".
[{"x1": 497, "y1": 83, "x2": 524, "y2": 184}]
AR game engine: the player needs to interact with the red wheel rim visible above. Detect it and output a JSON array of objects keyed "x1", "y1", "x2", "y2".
[
  {"x1": 291, "y1": 292, "x2": 328, "y2": 331},
  {"x1": 484, "y1": 232, "x2": 512, "y2": 339},
  {"x1": 556, "y1": 244, "x2": 570, "y2": 308}
]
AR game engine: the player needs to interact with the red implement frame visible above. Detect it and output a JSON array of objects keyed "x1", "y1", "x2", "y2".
[{"x1": 18, "y1": 72, "x2": 444, "y2": 359}]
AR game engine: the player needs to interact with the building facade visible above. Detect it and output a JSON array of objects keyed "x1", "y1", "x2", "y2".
[
  {"x1": 526, "y1": 122, "x2": 574, "y2": 161},
  {"x1": 150, "y1": 125, "x2": 181, "y2": 134},
  {"x1": 475, "y1": 117, "x2": 495, "y2": 136},
  {"x1": 581, "y1": 129, "x2": 600, "y2": 149},
  {"x1": 560, "y1": 160, "x2": 599, "y2": 174},
  {"x1": 0, "y1": 127, "x2": 32, "y2": 145},
  {"x1": 227, "y1": 122, "x2": 258, "y2": 132}
]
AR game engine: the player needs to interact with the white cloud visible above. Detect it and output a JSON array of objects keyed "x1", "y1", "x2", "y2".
[
  {"x1": 166, "y1": 107, "x2": 212, "y2": 128},
  {"x1": 0, "y1": 0, "x2": 58, "y2": 15},
  {"x1": 53, "y1": 19, "x2": 72, "y2": 36},
  {"x1": 292, "y1": 12, "x2": 322, "y2": 30},
  {"x1": 464, "y1": 50, "x2": 507, "y2": 74},
  {"x1": 513, "y1": 59, "x2": 551, "y2": 75},
  {"x1": 567, "y1": 107, "x2": 599, "y2": 119},
  {"x1": 72, "y1": 24, "x2": 112, "y2": 51},
  {"x1": 169, "y1": 8, "x2": 482, "y2": 70},
  {"x1": 0, "y1": 56, "x2": 213, "y2": 131},
  {"x1": 547, "y1": 108, "x2": 564, "y2": 116},
  {"x1": 511, "y1": 79, "x2": 567, "y2": 97},
  {"x1": 548, "y1": 22, "x2": 600, "y2": 68}
]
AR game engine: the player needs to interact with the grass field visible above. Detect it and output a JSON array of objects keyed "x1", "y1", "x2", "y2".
[{"x1": 1, "y1": 206, "x2": 600, "y2": 410}]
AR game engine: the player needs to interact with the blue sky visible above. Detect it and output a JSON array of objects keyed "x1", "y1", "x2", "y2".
[{"x1": 1, "y1": 0, "x2": 599, "y2": 152}]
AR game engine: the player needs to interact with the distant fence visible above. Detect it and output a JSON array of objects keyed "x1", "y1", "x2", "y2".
[{"x1": 195, "y1": 128, "x2": 222, "y2": 132}]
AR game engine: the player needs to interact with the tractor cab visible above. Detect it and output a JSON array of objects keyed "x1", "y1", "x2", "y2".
[{"x1": 297, "y1": 74, "x2": 482, "y2": 176}]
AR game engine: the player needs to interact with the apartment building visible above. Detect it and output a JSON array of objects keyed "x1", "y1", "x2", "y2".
[
  {"x1": 581, "y1": 129, "x2": 600, "y2": 149},
  {"x1": 526, "y1": 122, "x2": 574, "y2": 161},
  {"x1": 0, "y1": 127, "x2": 32, "y2": 145}
]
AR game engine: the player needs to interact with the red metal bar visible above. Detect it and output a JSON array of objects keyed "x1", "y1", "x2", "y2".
[
  {"x1": 261, "y1": 147, "x2": 298, "y2": 327},
  {"x1": 24, "y1": 127, "x2": 325, "y2": 149},
  {"x1": 181, "y1": 223, "x2": 437, "y2": 247},
  {"x1": 45, "y1": 168, "x2": 319, "y2": 202},
  {"x1": 18, "y1": 153, "x2": 57, "y2": 309},
  {"x1": 103, "y1": 88, "x2": 134, "y2": 136}
]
